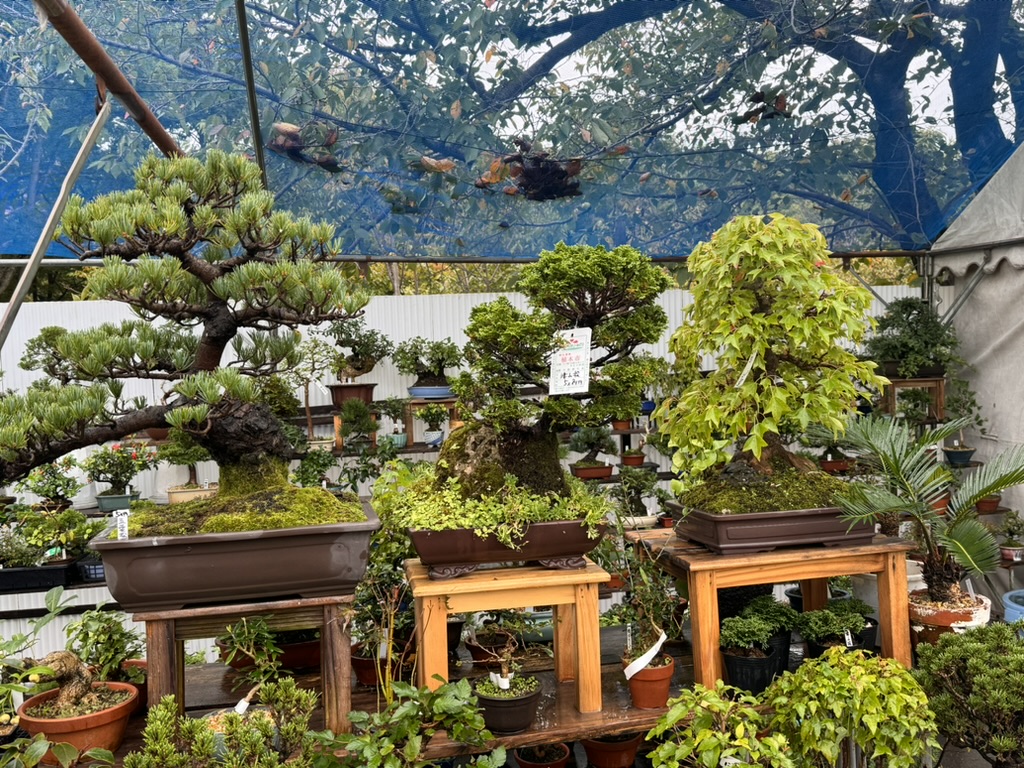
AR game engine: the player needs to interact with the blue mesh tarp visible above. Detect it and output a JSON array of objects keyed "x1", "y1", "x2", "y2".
[{"x1": 2, "y1": 0, "x2": 1022, "y2": 260}]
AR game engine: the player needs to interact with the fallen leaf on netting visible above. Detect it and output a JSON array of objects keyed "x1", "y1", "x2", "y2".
[{"x1": 420, "y1": 156, "x2": 457, "y2": 173}]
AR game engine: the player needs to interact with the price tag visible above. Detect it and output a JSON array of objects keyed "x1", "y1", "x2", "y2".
[
  {"x1": 114, "y1": 509, "x2": 130, "y2": 540},
  {"x1": 549, "y1": 328, "x2": 592, "y2": 395}
]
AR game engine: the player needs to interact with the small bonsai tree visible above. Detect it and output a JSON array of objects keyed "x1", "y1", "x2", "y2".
[
  {"x1": 0, "y1": 152, "x2": 372, "y2": 528},
  {"x1": 279, "y1": 332, "x2": 337, "y2": 441},
  {"x1": 392, "y1": 337, "x2": 462, "y2": 388},
  {"x1": 155, "y1": 429, "x2": 213, "y2": 488},
  {"x1": 995, "y1": 509, "x2": 1024, "y2": 547},
  {"x1": 567, "y1": 426, "x2": 617, "y2": 466},
  {"x1": 324, "y1": 319, "x2": 393, "y2": 382},
  {"x1": 864, "y1": 296, "x2": 962, "y2": 378},
  {"x1": 658, "y1": 214, "x2": 886, "y2": 486},
  {"x1": 719, "y1": 615, "x2": 774, "y2": 657},
  {"x1": 447, "y1": 242, "x2": 670, "y2": 498},
  {"x1": 14, "y1": 457, "x2": 82, "y2": 508},
  {"x1": 65, "y1": 608, "x2": 145, "y2": 683},
  {"x1": 374, "y1": 396, "x2": 409, "y2": 436},
  {"x1": 415, "y1": 403, "x2": 449, "y2": 433}
]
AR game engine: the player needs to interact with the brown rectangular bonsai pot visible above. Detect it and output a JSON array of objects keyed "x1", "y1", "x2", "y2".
[
  {"x1": 667, "y1": 502, "x2": 875, "y2": 555},
  {"x1": 91, "y1": 502, "x2": 379, "y2": 610}
]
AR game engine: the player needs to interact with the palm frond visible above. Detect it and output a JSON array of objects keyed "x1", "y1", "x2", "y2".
[
  {"x1": 938, "y1": 517, "x2": 1000, "y2": 576},
  {"x1": 950, "y1": 444, "x2": 1024, "y2": 515}
]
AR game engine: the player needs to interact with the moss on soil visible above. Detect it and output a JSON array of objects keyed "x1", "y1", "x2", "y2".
[
  {"x1": 680, "y1": 462, "x2": 846, "y2": 515},
  {"x1": 26, "y1": 687, "x2": 133, "y2": 719},
  {"x1": 127, "y1": 457, "x2": 366, "y2": 537}
]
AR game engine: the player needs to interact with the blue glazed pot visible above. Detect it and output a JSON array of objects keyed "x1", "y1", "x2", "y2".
[
  {"x1": 408, "y1": 385, "x2": 454, "y2": 399},
  {"x1": 1003, "y1": 589, "x2": 1024, "y2": 623}
]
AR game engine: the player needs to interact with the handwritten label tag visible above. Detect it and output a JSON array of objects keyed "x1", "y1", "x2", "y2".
[
  {"x1": 114, "y1": 509, "x2": 130, "y2": 540},
  {"x1": 844, "y1": 629, "x2": 854, "y2": 647},
  {"x1": 549, "y1": 328, "x2": 592, "y2": 395}
]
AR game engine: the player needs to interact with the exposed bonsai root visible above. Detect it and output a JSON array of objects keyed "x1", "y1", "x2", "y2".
[{"x1": 29, "y1": 651, "x2": 95, "y2": 710}]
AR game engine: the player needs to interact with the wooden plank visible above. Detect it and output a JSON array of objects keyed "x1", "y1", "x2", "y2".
[
  {"x1": 406, "y1": 560, "x2": 608, "y2": 597},
  {"x1": 573, "y1": 583, "x2": 602, "y2": 713},
  {"x1": 134, "y1": 594, "x2": 354, "y2": 622},
  {"x1": 144, "y1": 618, "x2": 177, "y2": 712},
  {"x1": 321, "y1": 603, "x2": 352, "y2": 733},
  {"x1": 876, "y1": 551, "x2": 912, "y2": 667}
]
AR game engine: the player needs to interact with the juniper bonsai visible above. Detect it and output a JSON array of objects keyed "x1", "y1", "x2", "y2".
[{"x1": 0, "y1": 152, "x2": 370, "y2": 514}]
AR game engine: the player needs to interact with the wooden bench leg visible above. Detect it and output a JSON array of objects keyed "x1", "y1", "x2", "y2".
[
  {"x1": 322, "y1": 603, "x2": 352, "y2": 733},
  {"x1": 689, "y1": 571, "x2": 720, "y2": 687},
  {"x1": 574, "y1": 584, "x2": 602, "y2": 713},
  {"x1": 144, "y1": 618, "x2": 177, "y2": 712},
  {"x1": 877, "y1": 553, "x2": 912, "y2": 667},
  {"x1": 418, "y1": 595, "x2": 449, "y2": 690},
  {"x1": 552, "y1": 603, "x2": 576, "y2": 683}
]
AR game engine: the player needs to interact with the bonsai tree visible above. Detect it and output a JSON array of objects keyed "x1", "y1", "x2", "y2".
[
  {"x1": 994, "y1": 509, "x2": 1024, "y2": 548},
  {"x1": 837, "y1": 415, "x2": 1024, "y2": 603},
  {"x1": 658, "y1": 214, "x2": 886, "y2": 487},
  {"x1": 279, "y1": 331, "x2": 337, "y2": 442},
  {"x1": 914, "y1": 621, "x2": 1024, "y2": 768},
  {"x1": 80, "y1": 441, "x2": 158, "y2": 496},
  {"x1": 607, "y1": 466, "x2": 669, "y2": 519},
  {"x1": 863, "y1": 296, "x2": 962, "y2": 378},
  {"x1": 414, "y1": 403, "x2": 448, "y2": 434},
  {"x1": 450, "y1": 242, "x2": 670, "y2": 497},
  {"x1": 392, "y1": 336, "x2": 462, "y2": 388},
  {"x1": 323, "y1": 318, "x2": 393, "y2": 382},
  {"x1": 13, "y1": 457, "x2": 82, "y2": 509},
  {"x1": 155, "y1": 429, "x2": 213, "y2": 489},
  {"x1": 944, "y1": 374, "x2": 987, "y2": 450},
  {"x1": 566, "y1": 426, "x2": 617, "y2": 467},
  {"x1": 0, "y1": 152, "x2": 371, "y2": 527},
  {"x1": 65, "y1": 608, "x2": 145, "y2": 684}
]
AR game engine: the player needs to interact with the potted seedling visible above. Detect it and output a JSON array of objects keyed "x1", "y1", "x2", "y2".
[
  {"x1": 392, "y1": 336, "x2": 462, "y2": 398},
  {"x1": 739, "y1": 595, "x2": 799, "y2": 678},
  {"x1": 323, "y1": 318, "x2": 394, "y2": 407},
  {"x1": 619, "y1": 555, "x2": 679, "y2": 709},
  {"x1": 156, "y1": 429, "x2": 217, "y2": 504},
  {"x1": 415, "y1": 402, "x2": 449, "y2": 448},
  {"x1": 994, "y1": 509, "x2": 1024, "y2": 562},
  {"x1": 567, "y1": 426, "x2": 617, "y2": 480},
  {"x1": 80, "y1": 441, "x2": 158, "y2": 512},
  {"x1": 470, "y1": 625, "x2": 542, "y2": 735},
  {"x1": 796, "y1": 608, "x2": 866, "y2": 658},
  {"x1": 374, "y1": 397, "x2": 410, "y2": 449},
  {"x1": 718, "y1": 615, "x2": 777, "y2": 694}
]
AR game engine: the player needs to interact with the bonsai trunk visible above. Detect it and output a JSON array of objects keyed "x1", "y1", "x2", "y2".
[
  {"x1": 191, "y1": 399, "x2": 295, "y2": 468},
  {"x1": 735, "y1": 432, "x2": 817, "y2": 475},
  {"x1": 304, "y1": 383, "x2": 315, "y2": 441},
  {"x1": 30, "y1": 651, "x2": 94, "y2": 710}
]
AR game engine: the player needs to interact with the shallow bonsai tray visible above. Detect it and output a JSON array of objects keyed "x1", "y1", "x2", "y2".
[
  {"x1": 409, "y1": 520, "x2": 606, "y2": 579},
  {"x1": 668, "y1": 503, "x2": 875, "y2": 555},
  {"x1": 91, "y1": 502, "x2": 379, "y2": 610}
]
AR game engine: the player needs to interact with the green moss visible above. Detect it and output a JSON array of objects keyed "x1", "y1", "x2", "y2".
[
  {"x1": 436, "y1": 422, "x2": 567, "y2": 497},
  {"x1": 219, "y1": 459, "x2": 290, "y2": 497},
  {"x1": 680, "y1": 466, "x2": 846, "y2": 515},
  {"x1": 127, "y1": 479, "x2": 365, "y2": 537}
]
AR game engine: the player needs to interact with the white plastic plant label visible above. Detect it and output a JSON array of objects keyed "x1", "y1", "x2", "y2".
[
  {"x1": 623, "y1": 631, "x2": 667, "y2": 680},
  {"x1": 489, "y1": 671, "x2": 513, "y2": 689},
  {"x1": 549, "y1": 328, "x2": 592, "y2": 395},
  {"x1": 234, "y1": 698, "x2": 249, "y2": 714},
  {"x1": 844, "y1": 629, "x2": 854, "y2": 647},
  {"x1": 966, "y1": 579, "x2": 976, "y2": 598},
  {"x1": 114, "y1": 509, "x2": 130, "y2": 540}
]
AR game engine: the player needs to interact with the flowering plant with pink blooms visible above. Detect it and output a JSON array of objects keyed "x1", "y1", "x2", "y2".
[{"x1": 81, "y1": 441, "x2": 159, "y2": 495}]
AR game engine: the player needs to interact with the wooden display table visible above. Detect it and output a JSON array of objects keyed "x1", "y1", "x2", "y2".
[
  {"x1": 405, "y1": 559, "x2": 608, "y2": 713},
  {"x1": 134, "y1": 594, "x2": 355, "y2": 732},
  {"x1": 625, "y1": 529, "x2": 914, "y2": 685},
  {"x1": 881, "y1": 377, "x2": 945, "y2": 422},
  {"x1": 402, "y1": 398, "x2": 459, "y2": 444}
]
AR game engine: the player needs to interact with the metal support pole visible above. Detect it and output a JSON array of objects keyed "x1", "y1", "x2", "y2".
[
  {"x1": 32, "y1": 0, "x2": 183, "y2": 157},
  {"x1": 0, "y1": 102, "x2": 111, "y2": 353},
  {"x1": 234, "y1": 0, "x2": 269, "y2": 189}
]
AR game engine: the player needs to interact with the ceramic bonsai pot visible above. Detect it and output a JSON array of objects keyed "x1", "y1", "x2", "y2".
[
  {"x1": 620, "y1": 453, "x2": 645, "y2": 467},
  {"x1": 407, "y1": 385, "x2": 454, "y2": 399},
  {"x1": 165, "y1": 485, "x2": 218, "y2": 505},
  {"x1": 18, "y1": 682, "x2": 137, "y2": 764},
  {"x1": 328, "y1": 382, "x2": 376, "y2": 408},
  {"x1": 91, "y1": 502, "x2": 379, "y2": 610},
  {"x1": 670, "y1": 503, "x2": 875, "y2": 555},
  {"x1": 95, "y1": 493, "x2": 136, "y2": 513},
  {"x1": 216, "y1": 637, "x2": 321, "y2": 671},
  {"x1": 976, "y1": 494, "x2": 1002, "y2": 512},
  {"x1": 581, "y1": 732, "x2": 644, "y2": 768},
  {"x1": 476, "y1": 683, "x2": 542, "y2": 734},
  {"x1": 624, "y1": 654, "x2": 675, "y2": 709},
  {"x1": 514, "y1": 742, "x2": 571, "y2": 768},
  {"x1": 569, "y1": 463, "x2": 613, "y2": 480},
  {"x1": 1002, "y1": 589, "x2": 1024, "y2": 623},
  {"x1": 942, "y1": 447, "x2": 976, "y2": 467},
  {"x1": 1001, "y1": 545, "x2": 1024, "y2": 562},
  {"x1": 408, "y1": 520, "x2": 606, "y2": 579}
]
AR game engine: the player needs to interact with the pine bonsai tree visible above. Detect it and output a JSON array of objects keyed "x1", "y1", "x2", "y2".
[{"x1": 0, "y1": 152, "x2": 370, "y2": 518}]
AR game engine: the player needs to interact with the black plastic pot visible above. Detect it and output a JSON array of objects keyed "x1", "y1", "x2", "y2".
[
  {"x1": 765, "y1": 629, "x2": 792, "y2": 678},
  {"x1": 476, "y1": 682, "x2": 542, "y2": 734},
  {"x1": 805, "y1": 635, "x2": 864, "y2": 658},
  {"x1": 721, "y1": 646, "x2": 777, "y2": 695},
  {"x1": 784, "y1": 586, "x2": 851, "y2": 613}
]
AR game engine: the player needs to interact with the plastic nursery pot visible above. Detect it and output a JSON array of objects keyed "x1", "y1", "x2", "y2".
[
  {"x1": 581, "y1": 732, "x2": 644, "y2": 768},
  {"x1": 721, "y1": 646, "x2": 777, "y2": 695},
  {"x1": 475, "y1": 682, "x2": 542, "y2": 734},
  {"x1": 514, "y1": 742, "x2": 571, "y2": 768}
]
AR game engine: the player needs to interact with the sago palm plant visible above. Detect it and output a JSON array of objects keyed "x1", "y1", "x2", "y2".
[{"x1": 837, "y1": 416, "x2": 1024, "y2": 603}]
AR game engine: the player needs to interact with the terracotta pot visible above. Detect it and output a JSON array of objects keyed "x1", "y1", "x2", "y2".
[
  {"x1": 91, "y1": 501, "x2": 379, "y2": 610},
  {"x1": 1001, "y1": 546, "x2": 1024, "y2": 563},
  {"x1": 581, "y1": 732, "x2": 644, "y2": 768},
  {"x1": 570, "y1": 463, "x2": 613, "y2": 480},
  {"x1": 930, "y1": 493, "x2": 951, "y2": 514},
  {"x1": 908, "y1": 590, "x2": 991, "y2": 649},
  {"x1": 514, "y1": 742, "x2": 571, "y2": 768},
  {"x1": 624, "y1": 654, "x2": 674, "y2": 709},
  {"x1": 669, "y1": 502, "x2": 875, "y2": 555},
  {"x1": 18, "y1": 682, "x2": 137, "y2": 764},
  {"x1": 408, "y1": 519, "x2": 607, "y2": 580},
  {"x1": 976, "y1": 494, "x2": 1002, "y2": 512},
  {"x1": 144, "y1": 427, "x2": 170, "y2": 442},
  {"x1": 819, "y1": 458, "x2": 855, "y2": 474},
  {"x1": 120, "y1": 660, "x2": 148, "y2": 714},
  {"x1": 611, "y1": 420, "x2": 633, "y2": 431},
  {"x1": 620, "y1": 453, "x2": 645, "y2": 467},
  {"x1": 658, "y1": 515, "x2": 674, "y2": 528},
  {"x1": 476, "y1": 682, "x2": 542, "y2": 734}
]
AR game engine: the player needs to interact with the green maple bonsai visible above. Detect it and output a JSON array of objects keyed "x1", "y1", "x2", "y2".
[
  {"x1": 0, "y1": 151, "x2": 371, "y2": 528},
  {"x1": 658, "y1": 214, "x2": 886, "y2": 488}
]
